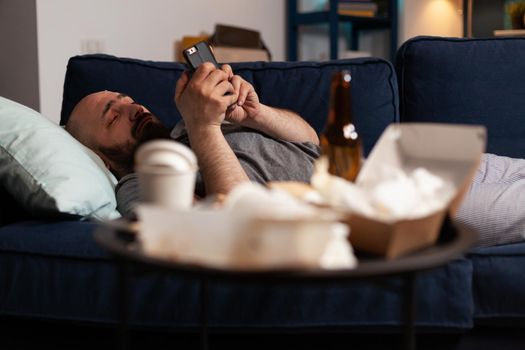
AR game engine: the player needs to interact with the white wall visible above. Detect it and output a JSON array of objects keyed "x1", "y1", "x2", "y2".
[
  {"x1": 400, "y1": 0, "x2": 463, "y2": 41},
  {"x1": 35, "y1": 0, "x2": 463, "y2": 123},
  {"x1": 36, "y1": 0, "x2": 286, "y2": 123}
]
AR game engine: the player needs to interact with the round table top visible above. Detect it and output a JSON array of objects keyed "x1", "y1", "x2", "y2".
[{"x1": 93, "y1": 216, "x2": 477, "y2": 283}]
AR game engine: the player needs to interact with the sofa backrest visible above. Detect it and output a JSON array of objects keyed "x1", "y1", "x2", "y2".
[
  {"x1": 61, "y1": 55, "x2": 399, "y2": 155},
  {"x1": 396, "y1": 36, "x2": 525, "y2": 159}
]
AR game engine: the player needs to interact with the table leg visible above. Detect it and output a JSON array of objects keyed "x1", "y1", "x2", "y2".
[
  {"x1": 200, "y1": 278, "x2": 209, "y2": 350},
  {"x1": 117, "y1": 260, "x2": 130, "y2": 350},
  {"x1": 403, "y1": 273, "x2": 416, "y2": 350}
]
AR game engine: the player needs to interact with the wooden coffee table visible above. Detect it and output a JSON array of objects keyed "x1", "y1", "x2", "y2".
[{"x1": 94, "y1": 216, "x2": 476, "y2": 350}]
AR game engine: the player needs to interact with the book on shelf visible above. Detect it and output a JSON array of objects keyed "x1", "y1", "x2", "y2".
[
  {"x1": 493, "y1": 29, "x2": 525, "y2": 37},
  {"x1": 338, "y1": 9, "x2": 376, "y2": 17},
  {"x1": 325, "y1": 0, "x2": 378, "y2": 17}
]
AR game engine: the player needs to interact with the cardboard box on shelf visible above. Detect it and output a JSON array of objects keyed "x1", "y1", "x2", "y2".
[
  {"x1": 210, "y1": 24, "x2": 271, "y2": 63},
  {"x1": 177, "y1": 24, "x2": 271, "y2": 64},
  {"x1": 345, "y1": 123, "x2": 486, "y2": 259},
  {"x1": 341, "y1": 50, "x2": 372, "y2": 59},
  {"x1": 212, "y1": 46, "x2": 270, "y2": 63}
]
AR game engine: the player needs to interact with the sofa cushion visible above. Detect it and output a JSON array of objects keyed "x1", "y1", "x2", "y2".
[
  {"x1": 468, "y1": 242, "x2": 525, "y2": 325},
  {"x1": 396, "y1": 36, "x2": 525, "y2": 159},
  {"x1": 0, "y1": 96, "x2": 120, "y2": 221},
  {"x1": 0, "y1": 221, "x2": 113, "y2": 322},
  {"x1": 61, "y1": 55, "x2": 399, "y2": 156},
  {"x1": 0, "y1": 221, "x2": 473, "y2": 330}
]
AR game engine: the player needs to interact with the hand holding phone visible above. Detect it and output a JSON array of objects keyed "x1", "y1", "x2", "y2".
[
  {"x1": 182, "y1": 41, "x2": 220, "y2": 70},
  {"x1": 182, "y1": 41, "x2": 235, "y2": 99}
]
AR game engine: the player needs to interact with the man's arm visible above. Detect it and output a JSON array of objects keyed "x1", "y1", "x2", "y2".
[
  {"x1": 186, "y1": 125, "x2": 249, "y2": 195},
  {"x1": 175, "y1": 63, "x2": 249, "y2": 195},
  {"x1": 225, "y1": 67, "x2": 319, "y2": 145},
  {"x1": 241, "y1": 104, "x2": 320, "y2": 145}
]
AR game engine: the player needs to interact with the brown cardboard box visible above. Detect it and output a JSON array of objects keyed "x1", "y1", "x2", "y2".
[
  {"x1": 178, "y1": 24, "x2": 271, "y2": 64},
  {"x1": 346, "y1": 123, "x2": 486, "y2": 259},
  {"x1": 347, "y1": 209, "x2": 447, "y2": 259},
  {"x1": 209, "y1": 24, "x2": 271, "y2": 62},
  {"x1": 212, "y1": 46, "x2": 270, "y2": 63}
]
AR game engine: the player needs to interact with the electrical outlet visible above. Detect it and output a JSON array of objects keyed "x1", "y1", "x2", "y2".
[{"x1": 80, "y1": 39, "x2": 105, "y2": 54}]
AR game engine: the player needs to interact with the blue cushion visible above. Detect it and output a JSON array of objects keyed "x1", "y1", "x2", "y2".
[
  {"x1": 396, "y1": 36, "x2": 525, "y2": 159},
  {"x1": 0, "y1": 221, "x2": 114, "y2": 322},
  {"x1": 468, "y1": 242, "x2": 525, "y2": 323},
  {"x1": 0, "y1": 221, "x2": 105, "y2": 259},
  {"x1": 0, "y1": 221, "x2": 473, "y2": 329},
  {"x1": 61, "y1": 55, "x2": 399, "y2": 156}
]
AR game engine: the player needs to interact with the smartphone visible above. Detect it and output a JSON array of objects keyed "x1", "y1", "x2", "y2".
[{"x1": 182, "y1": 41, "x2": 220, "y2": 70}]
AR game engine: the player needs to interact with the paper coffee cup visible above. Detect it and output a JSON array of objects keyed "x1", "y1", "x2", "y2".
[{"x1": 135, "y1": 140, "x2": 198, "y2": 209}]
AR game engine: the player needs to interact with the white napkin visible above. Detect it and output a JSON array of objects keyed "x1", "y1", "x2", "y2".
[{"x1": 311, "y1": 157, "x2": 455, "y2": 221}]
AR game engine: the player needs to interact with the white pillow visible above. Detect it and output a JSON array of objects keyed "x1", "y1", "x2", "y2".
[{"x1": 0, "y1": 96, "x2": 121, "y2": 220}]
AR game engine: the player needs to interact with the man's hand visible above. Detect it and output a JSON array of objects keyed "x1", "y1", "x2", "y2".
[
  {"x1": 174, "y1": 62, "x2": 238, "y2": 131},
  {"x1": 218, "y1": 65, "x2": 319, "y2": 145},
  {"x1": 226, "y1": 75, "x2": 262, "y2": 125},
  {"x1": 173, "y1": 63, "x2": 250, "y2": 195},
  {"x1": 218, "y1": 64, "x2": 261, "y2": 125}
]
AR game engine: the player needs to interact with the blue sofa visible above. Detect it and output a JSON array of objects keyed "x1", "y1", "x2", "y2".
[{"x1": 1, "y1": 37, "x2": 524, "y2": 347}]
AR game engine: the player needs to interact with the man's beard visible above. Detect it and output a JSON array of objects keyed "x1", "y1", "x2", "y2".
[{"x1": 99, "y1": 113, "x2": 172, "y2": 178}]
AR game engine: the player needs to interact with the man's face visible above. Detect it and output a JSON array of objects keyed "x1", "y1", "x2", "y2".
[{"x1": 67, "y1": 91, "x2": 171, "y2": 178}]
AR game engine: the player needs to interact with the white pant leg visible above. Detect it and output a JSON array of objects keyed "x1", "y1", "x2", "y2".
[{"x1": 455, "y1": 153, "x2": 525, "y2": 247}]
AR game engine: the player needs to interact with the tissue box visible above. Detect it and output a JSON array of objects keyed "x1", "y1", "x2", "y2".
[{"x1": 346, "y1": 123, "x2": 486, "y2": 258}]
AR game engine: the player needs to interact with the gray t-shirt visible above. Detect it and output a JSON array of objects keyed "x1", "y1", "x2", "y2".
[{"x1": 116, "y1": 122, "x2": 320, "y2": 217}]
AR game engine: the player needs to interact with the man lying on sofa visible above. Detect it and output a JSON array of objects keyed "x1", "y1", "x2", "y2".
[
  {"x1": 66, "y1": 63, "x2": 525, "y2": 248},
  {"x1": 66, "y1": 62, "x2": 320, "y2": 206}
]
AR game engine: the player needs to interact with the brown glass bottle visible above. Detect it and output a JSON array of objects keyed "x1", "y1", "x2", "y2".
[{"x1": 320, "y1": 70, "x2": 363, "y2": 182}]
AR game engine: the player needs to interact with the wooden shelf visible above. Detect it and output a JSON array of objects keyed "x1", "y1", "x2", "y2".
[
  {"x1": 292, "y1": 11, "x2": 391, "y2": 26},
  {"x1": 287, "y1": 0, "x2": 398, "y2": 61}
]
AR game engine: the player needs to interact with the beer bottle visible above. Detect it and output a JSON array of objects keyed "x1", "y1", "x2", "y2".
[{"x1": 320, "y1": 70, "x2": 363, "y2": 182}]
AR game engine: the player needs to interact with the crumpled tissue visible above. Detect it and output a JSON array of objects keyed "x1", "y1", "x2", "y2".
[{"x1": 311, "y1": 157, "x2": 456, "y2": 222}]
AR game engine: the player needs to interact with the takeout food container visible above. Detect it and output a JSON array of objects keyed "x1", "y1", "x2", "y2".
[
  {"x1": 232, "y1": 216, "x2": 341, "y2": 269},
  {"x1": 136, "y1": 204, "x2": 343, "y2": 269},
  {"x1": 345, "y1": 123, "x2": 486, "y2": 259}
]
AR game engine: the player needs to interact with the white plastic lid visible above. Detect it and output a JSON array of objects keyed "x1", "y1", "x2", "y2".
[{"x1": 135, "y1": 140, "x2": 197, "y2": 173}]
